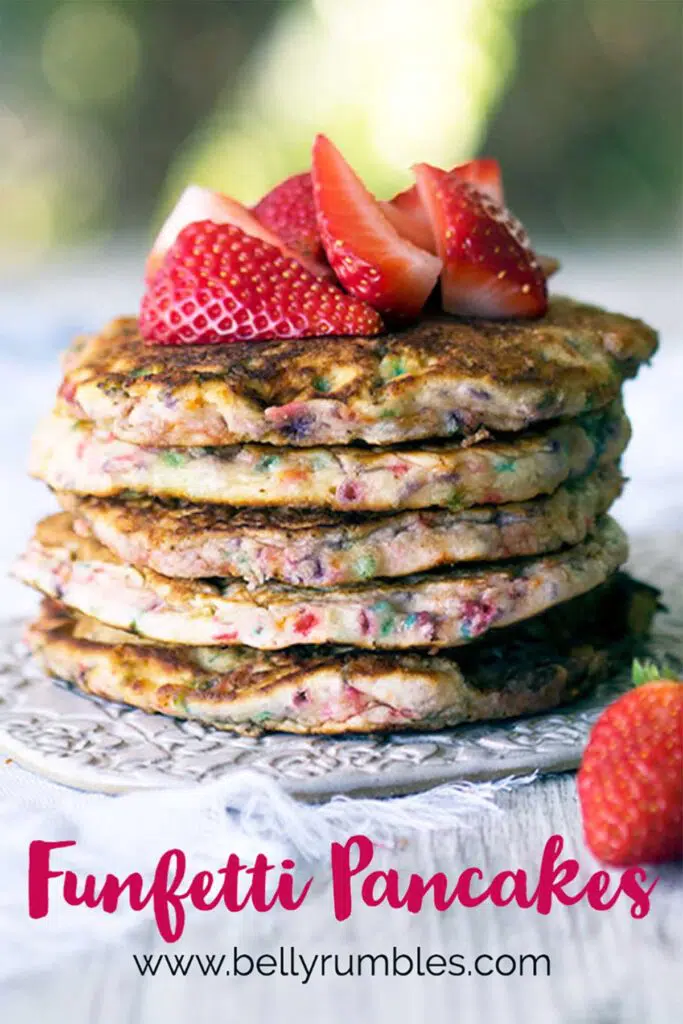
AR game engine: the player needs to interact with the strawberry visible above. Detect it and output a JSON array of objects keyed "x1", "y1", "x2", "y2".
[
  {"x1": 578, "y1": 663, "x2": 683, "y2": 866},
  {"x1": 253, "y1": 172, "x2": 330, "y2": 278},
  {"x1": 379, "y1": 184, "x2": 434, "y2": 252},
  {"x1": 146, "y1": 185, "x2": 325, "y2": 282},
  {"x1": 456, "y1": 157, "x2": 504, "y2": 202},
  {"x1": 413, "y1": 162, "x2": 547, "y2": 318},
  {"x1": 311, "y1": 134, "x2": 442, "y2": 320},
  {"x1": 380, "y1": 158, "x2": 504, "y2": 253},
  {"x1": 140, "y1": 221, "x2": 383, "y2": 345}
]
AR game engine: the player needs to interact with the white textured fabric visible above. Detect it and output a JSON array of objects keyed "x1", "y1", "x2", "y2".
[{"x1": 0, "y1": 763, "x2": 536, "y2": 982}]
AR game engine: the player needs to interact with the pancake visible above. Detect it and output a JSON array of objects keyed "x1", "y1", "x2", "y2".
[
  {"x1": 25, "y1": 575, "x2": 658, "y2": 734},
  {"x1": 59, "y1": 463, "x2": 623, "y2": 586},
  {"x1": 14, "y1": 513, "x2": 628, "y2": 650},
  {"x1": 31, "y1": 401, "x2": 629, "y2": 512},
  {"x1": 55, "y1": 298, "x2": 656, "y2": 447}
]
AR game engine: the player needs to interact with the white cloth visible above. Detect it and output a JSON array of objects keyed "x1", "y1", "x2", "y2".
[{"x1": 0, "y1": 761, "x2": 538, "y2": 982}]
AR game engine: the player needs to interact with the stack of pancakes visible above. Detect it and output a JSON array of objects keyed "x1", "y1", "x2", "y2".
[{"x1": 15, "y1": 298, "x2": 659, "y2": 735}]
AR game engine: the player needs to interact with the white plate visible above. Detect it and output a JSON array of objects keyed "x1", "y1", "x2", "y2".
[{"x1": 1, "y1": 532, "x2": 680, "y2": 800}]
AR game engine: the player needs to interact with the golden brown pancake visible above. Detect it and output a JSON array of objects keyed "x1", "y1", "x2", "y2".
[
  {"x1": 31, "y1": 401, "x2": 629, "y2": 511},
  {"x1": 56, "y1": 298, "x2": 657, "y2": 447},
  {"x1": 58, "y1": 463, "x2": 623, "y2": 586},
  {"x1": 14, "y1": 513, "x2": 628, "y2": 650},
  {"x1": 26, "y1": 574, "x2": 658, "y2": 735}
]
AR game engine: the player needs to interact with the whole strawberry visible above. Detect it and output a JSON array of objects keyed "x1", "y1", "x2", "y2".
[
  {"x1": 140, "y1": 220, "x2": 383, "y2": 345},
  {"x1": 578, "y1": 664, "x2": 682, "y2": 865}
]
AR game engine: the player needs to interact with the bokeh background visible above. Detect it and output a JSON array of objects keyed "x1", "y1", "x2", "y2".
[{"x1": 1, "y1": 0, "x2": 681, "y2": 269}]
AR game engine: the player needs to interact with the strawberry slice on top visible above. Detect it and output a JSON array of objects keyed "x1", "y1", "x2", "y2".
[
  {"x1": 454, "y1": 157, "x2": 503, "y2": 203},
  {"x1": 379, "y1": 184, "x2": 434, "y2": 253},
  {"x1": 311, "y1": 134, "x2": 442, "y2": 320},
  {"x1": 146, "y1": 185, "x2": 326, "y2": 282},
  {"x1": 413, "y1": 162, "x2": 547, "y2": 318},
  {"x1": 380, "y1": 158, "x2": 504, "y2": 253},
  {"x1": 140, "y1": 220, "x2": 383, "y2": 346},
  {"x1": 253, "y1": 172, "x2": 330, "y2": 278}
]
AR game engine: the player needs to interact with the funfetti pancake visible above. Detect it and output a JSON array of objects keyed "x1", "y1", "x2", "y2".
[
  {"x1": 31, "y1": 401, "x2": 629, "y2": 512},
  {"x1": 54, "y1": 299, "x2": 656, "y2": 448},
  {"x1": 26, "y1": 574, "x2": 657, "y2": 735},
  {"x1": 58, "y1": 463, "x2": 623, "y2": 587},
  {"x1": 15, "y1": 513, "x2": 628, "y2": 650}
]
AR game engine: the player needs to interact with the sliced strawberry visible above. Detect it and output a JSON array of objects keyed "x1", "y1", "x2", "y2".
[
  {"x1": 379, "y1": 184, "x2": 434, "y2": 252},
  {"x1": 456, "y1": 158, "x2": 503, "y2": 203},
  {"x1": 311, "y1": 135, "x2": 442, "y2": 320},
  {"x1": 140, "y1": 221, "x2": 384, "y2": 346},
  {"x1": 380, "y1": 158, "x2": 504, "y2": 254},
  {"x1": 413, "y1": 162, "x2": 547, "y2": 318},
  {"x1": 382, "y1": 162, "x2": 558, "y2": 284},
  {"x1": 146, "y1": 185, "x2": 326, "y2": 282},
  {"x1": 252, "y1": 172, "x2": 330, "y2": 278}
]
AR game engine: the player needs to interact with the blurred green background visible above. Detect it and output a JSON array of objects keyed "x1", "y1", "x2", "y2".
[{"x1": 1, "y1": 0, "x2": 680, "y2": 269}]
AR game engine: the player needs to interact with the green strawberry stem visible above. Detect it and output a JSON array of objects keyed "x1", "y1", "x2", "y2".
[{"x1": 631, "y1": 658, "x2": 679, "y2": 686}]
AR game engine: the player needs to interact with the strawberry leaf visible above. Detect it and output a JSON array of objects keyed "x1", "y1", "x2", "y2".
[{"x1": 631, "y1": 658, "x2": 679, "y2": 686}]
